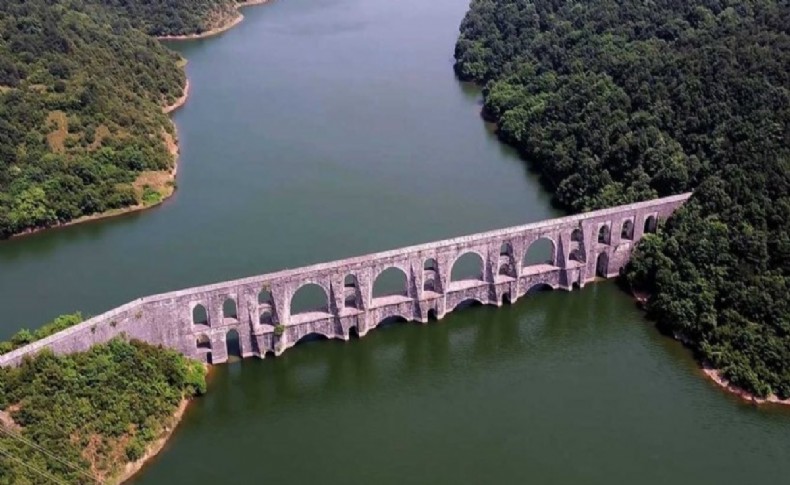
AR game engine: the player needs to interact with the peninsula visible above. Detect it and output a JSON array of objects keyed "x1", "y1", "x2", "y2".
[{"x1": 0, "y1": 0, "x2": 272, "y2": 239}]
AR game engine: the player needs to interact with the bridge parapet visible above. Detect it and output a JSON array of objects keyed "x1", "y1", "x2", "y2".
[{"x1": 0, "y1": 193, "x2": 691, "y2": 367}]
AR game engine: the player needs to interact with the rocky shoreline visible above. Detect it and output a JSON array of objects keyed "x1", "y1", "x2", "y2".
[{"x1": 702, "y1": 367, "x2": 790, "y2": 407}]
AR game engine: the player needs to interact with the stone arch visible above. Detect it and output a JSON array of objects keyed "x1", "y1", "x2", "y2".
[
  {"x1": 344, "y1": 274, "x2": 360, "y2": 309},
  {"x1": 598, "y1": 224, "x2": 611, "y2": 244},
  {"x1": 523, "y1": 237, "x2": 557, "y2": 267},
  {"x1": 223, "y1": 297, "x2": 238, "y2": 320},
  {"x1": 501, "y1": 292, "x2": 512, "y2": 305},
  {"x1": 192, "y1": 304, "x2": 209, "y2": 326},
  {"x1": 498, "y1": 242, "x2": 516, "y2": 277},
  {"x1": 423, "y1": 258, "x2": 440, "y2": 292},
  {"x1": 294, "y1": 332, "x2": 330, "y2": 346},
  {"x1": 427, "y1": 308, "x2": 439, "y2": 321},
  {"x1": 453, "y1": 297, "x2": 484, "y2": 311},
  {"x1": 196, "y1": 334, "x2": 212, "y2": 364},
  {"x1": 258, "y1": 287, "x2": 273, "y2": 305},
  {"x1": 377, "y1": 315, "x2": 409, "y2": 328},
  {"x1": 596, "y1": 252, "x2": 610, "y2": 277},
  {"x1": 424, "y1": 258, "x2": 438, "y2": 270},
  {"x1": 621, "y1": 219, "x2": 634, "y2": 240},
  {"x1": 644, "y1": 215, "x2": 657, "y2": 234},
  {"x1": 451, "y1": 251, "x2": 485, "y2": 281},
  {"x1": 498, "y1": 261, "x2": 515, "y2": 277},
  {"x1": 569, "y1": 247, "x2": 585, "y2": 263},
  {"x1": 525, "y1": 282, "x2": 554, "y2": 295},
  {"x1": 373, "y1": 267, "x2": 408, "y2": 298},
  {"x1": 226, "y1": 328, "x2": 241, "y2": 358},
  {"x1": 259, "y1": 309, "x2": 273, "y2": 325},
  {"x1": 196, "y1": 334, "x2": 211, "y2": 349},
  {"x1": 569, "y1": 227, "x2": 585, "y2": 264},
  {"x1": 291, "y1": 283, "x2": 330, "y2": 315}
]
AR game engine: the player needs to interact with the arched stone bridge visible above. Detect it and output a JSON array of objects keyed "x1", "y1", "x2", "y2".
[{"x1": 0, "y1": 193, "x2": 691, "y2": 367}]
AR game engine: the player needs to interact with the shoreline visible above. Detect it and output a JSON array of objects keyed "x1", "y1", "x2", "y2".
[
  {"x1": 118, "y1": 364, "x2": 213, "y2": 483},
  {"x1": 116, "y1": 398, "x2": 191, "y2": 484},
  {"x1": 7, "y1": 0, "x2": 274, "y2": 241},
  {"x1": 702, "y1": 367, "x2": 790, "y2": 408},
  {"x1": 156, "y1": 0, "x2": 272, "y2": 41},
  {"x1": 9, "y1": 76, "x2": 190, "y2": 241},
  {"x1": 633, "y1": 292, "x2": 789, "y2": 408}
]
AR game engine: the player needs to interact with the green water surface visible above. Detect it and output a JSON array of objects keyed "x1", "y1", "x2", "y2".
[{"x1": 0, "y1": 1, "x2": 787, "y2": 483}]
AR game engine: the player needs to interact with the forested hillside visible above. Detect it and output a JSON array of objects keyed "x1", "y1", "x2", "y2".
[
  {"x1": 0, "y1": 338, "x2": 206, "y2": 483},
  {"x1": 455, "y1": 0, "x2": 790, "y2": 398},
  {"x1": 0, "y1": 0, "x2": 239, "y2": 238},
  {"x1": 95, "y1": 0, "x2": 240, "y2": 37}
]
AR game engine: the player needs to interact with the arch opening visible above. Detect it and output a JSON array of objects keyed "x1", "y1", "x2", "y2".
[
  {"x1": 596, "y1": 252, "x2": 610, "y2": 277},
  {"x1": 569, "y1": 248, "x2": 585, "y2": 263},
  {"x1": 644, "y1": 215, "x2": 657, "y2": 234},
  {"x1": 523, "y1": 238, "x2": 556, "y2": 267},
  {"x1": 377, "y1": 315, "x2": 408, "y2": 329},
  {"x1": 226, "y1": 329, "x2": 241, "y2": 359},
  {"x1": 498, "y1": 242, "x2": 516, "y2": 278},
  {"x1": 571, "y1": 228, "x2": 583, "y2": 242},
  {"x1": 501, "y1": 292, "x2": 512, "y2": 305},
  {"x1": 347, "y1": 326, "x2": 359, "y2": 339},
  {"x1": 453, "y1": 298, "x2": 484, "y2": 311},
  {"x1": 291, "y1": 283, "x2": 330, "y2": 315},
  {"x1": 373, "y1": 267, "x2": 408, "y2": 299},
  {"x1": 295, "y1": 332, "x2": 329, "y2": 346},
  {"x1": 525, "y1": 283, "x2": 554, "y2": 295},
  {"x1": 259, "y1": 310, "x2": 273, "y2": 325},
  {"x1": 451, "y1": 252, "x2": 484, "y2": 282},
  {"x1": 498, "y1": 262, "x2": 514, "y2": 277},
  {"x1": 192, "y1": 304, "x2": 208, "y2": 326},
  {"x1": 344, "y1": 274, "x2": 360, "y2": 309},
  {"x1": 427, "y1": 308, "x2": 438, "y2": 321},
  {"x1": 258, "y1": 288, "x2": 273, "y2": 305},
  {"x1": 598, "y1": 224, "x2": 610, "y2": 244},
  {"x1": 423, "y1": 258, "x2": 439, "y2": 293},
  {"x1": 196, "y1": 334, "x2": 211, "y2": 349},
  {"x1": 223, "y1": 298, "x2": 238, "y2": 320},
  {"x1": 621, "y1": 219, "x2": 634, "y2": 240}
]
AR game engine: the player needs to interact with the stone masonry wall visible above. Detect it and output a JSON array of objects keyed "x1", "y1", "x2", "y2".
[{"x1": 0, "y1": 193, "x2": 691, "y2": 367}]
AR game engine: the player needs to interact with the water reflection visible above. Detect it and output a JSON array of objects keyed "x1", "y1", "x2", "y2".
[{"x1": 207, "y1": 285, "x2": 623, "y2": 405}]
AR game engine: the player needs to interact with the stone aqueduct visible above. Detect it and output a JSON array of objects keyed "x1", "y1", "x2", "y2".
[{"x1": 0, "y1": 194, "x2": 691, "y2": 367}]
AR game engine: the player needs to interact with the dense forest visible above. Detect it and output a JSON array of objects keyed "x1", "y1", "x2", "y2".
[
  {"x1": 96, "y1": 0, "x2": 241, "y2": 37},
  {"x1": 455, "y1": 0, "x2": 789, "y2": 397},
  {"x1": 0, "y1": 0, "x2": 242, "y2": 238},
  {"x1": 0, "y1": 338, "x2": 206, "y2": 484}
]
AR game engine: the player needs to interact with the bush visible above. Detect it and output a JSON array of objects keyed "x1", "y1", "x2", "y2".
[{"x1": 0, "y1": 337, "x2": 207, "y2": 483}]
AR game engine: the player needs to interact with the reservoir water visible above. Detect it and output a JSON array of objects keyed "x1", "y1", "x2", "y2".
[{"x1": 0, "y1": 0, "x2": 788, "y2": 483}]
